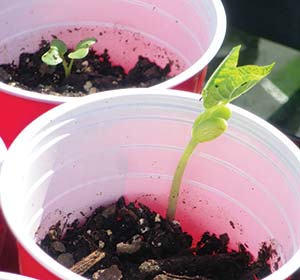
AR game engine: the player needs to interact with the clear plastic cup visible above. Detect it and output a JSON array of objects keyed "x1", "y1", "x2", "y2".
[
  {"x1": 2, "y1": 88, "x2": 300, "y2": 280},
  {"x1": 0, "y1": 0, "x2": 226, "y2": 147}
]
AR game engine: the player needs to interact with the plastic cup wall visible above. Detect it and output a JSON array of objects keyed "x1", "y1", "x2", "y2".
[
  {"x1": 0, "y1": 272, "x2": 36, "y2": 280},
  {"x1": 1, "y1": 89, "x2": 300, "y2": 280}
]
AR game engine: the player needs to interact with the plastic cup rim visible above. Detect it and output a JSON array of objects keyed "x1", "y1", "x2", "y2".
[{"x1": 0, "y1": 271, "x2": 37, "y2": 280}]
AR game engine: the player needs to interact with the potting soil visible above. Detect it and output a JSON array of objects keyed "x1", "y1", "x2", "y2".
[
  {"x1": 39, "y1": 197, "x2": 276, "y2": 280},
  {"x1": 0, "y1": 40, "x2": 172, "y2": 97}
]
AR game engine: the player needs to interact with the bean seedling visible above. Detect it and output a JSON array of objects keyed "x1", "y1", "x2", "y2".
[
  {"x1": 41, "y1": 38, "x2": 97, "y2": 78},
  {"x1": 167, "y1": 45, "x2": 275, "y2": 220}
]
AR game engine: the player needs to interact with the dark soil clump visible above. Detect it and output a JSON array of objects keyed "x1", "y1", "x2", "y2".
[
  {"x1": 39, "y1": 197, "x2": 276, "y2": 280},
  {"x1": 0, "y1": 41, "x2": 172, "y2": 97}
]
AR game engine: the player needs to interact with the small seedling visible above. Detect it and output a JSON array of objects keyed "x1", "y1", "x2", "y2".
[
  {"x1": 41, "y1": 38, "x2": 97, "y2": 78},
  {"x1": 167, "y1": 45, "x2": 275, "y2": 220}
]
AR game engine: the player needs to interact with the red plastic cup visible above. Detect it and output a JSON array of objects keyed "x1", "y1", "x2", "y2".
[
  {"x1": 0, "y1": 0, "x2": 226, "y2": 147},
  {"x1": 1, "y1": 89, "x2": 300, "y2": 280}
]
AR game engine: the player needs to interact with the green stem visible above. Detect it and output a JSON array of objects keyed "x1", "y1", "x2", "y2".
[
  {"x1": 62, "y1": 59, "x2": 74, "y2": 78},
  {"x1": 67, "y1": 59, "x2": 74, "y2": 76},
  {"x1": 167, "y1": 137, "x2": 198, "y2": 220}
]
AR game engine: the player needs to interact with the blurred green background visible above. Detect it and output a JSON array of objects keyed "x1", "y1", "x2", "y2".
[{"x1": 208, "y1": 1, "x2": 300, "y2": 146}]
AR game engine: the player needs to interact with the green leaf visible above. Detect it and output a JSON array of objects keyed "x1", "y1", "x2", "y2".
[
  {"x1": 68, "y1": 38, "x2": 97, "y2": 60},
  {"x1": 202, "y1": 45, "x2": 275, "y2": 109},
  {"x1": 75, "y1": 38, "x2": 97, "y2": 50},
  {"x1": 68, "y1": 48, "x2": 89, "y2": 60},
  {"x1": 50, "y1": 39, "x2": 67, "y2": 57},
  {"x1": 192, "y1": 117, "x2": 228, "y2": 143},
  {"x1": 41, "y1": 47, "x2": 63, "y2": 66}
]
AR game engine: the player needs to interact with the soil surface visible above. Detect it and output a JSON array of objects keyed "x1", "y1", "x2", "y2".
[
  {"x1": 0, "y1": 41, "x2": 172, "y2": 96},
  {"x1": 39, "y1": 197, "x2": 276, "y2": 280}
]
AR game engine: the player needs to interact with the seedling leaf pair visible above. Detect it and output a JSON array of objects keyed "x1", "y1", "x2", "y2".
[
  {"x1": 202, "y1": 45, "x2": 275, "y2": 109},
  {"x1": 167, "y1": 45, "x2": 275, "y2": 220},
  {"x1": 41, "y1": 38, "x2": 97, "y2": 77}
]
